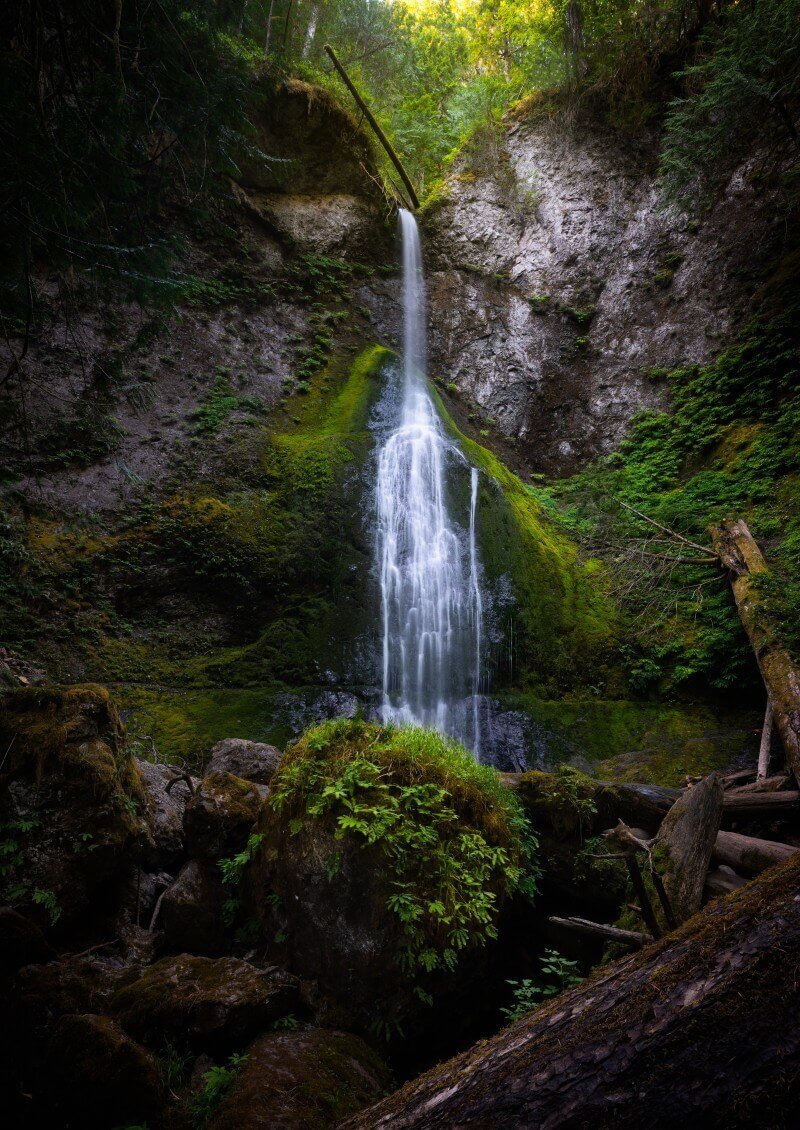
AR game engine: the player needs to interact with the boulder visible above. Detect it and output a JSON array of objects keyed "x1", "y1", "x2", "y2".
[
  {"x1": 109, "y1": 954, "x2": 299, "y2": 1053},
  {"x1": 0, "y1": 684, "x2": 150, "y2": 931},
  {"x1": 138, "y1": 758, "x2": 198, "y2": 866},
  {"x1": 209, "y1": 1027, "x2": 391, "y2": 1129},
  {"x1": 12, "y1": 955, "x2": 129, "y2": 1039},
  {"x1": 0, "y1": 906, "x2": 54, "y2": 979},
  {"x1": 207, "y1": 738, "x2": 282, "y2": 786},
  {"x1": 43, "y1": 1013, "x2": 164, "y2": 1128},
  {"x1": 159, "y1": 859, "x2": 226, "y2": 955},
  {"x1": 184, "y1": 771, "x2": 264, "y2": 860}
]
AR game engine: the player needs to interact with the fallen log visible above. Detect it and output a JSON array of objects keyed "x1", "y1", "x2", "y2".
[
  {"x1": 548, "y1": 915, "x2": 653, "y2": 949},
  {"x1": 346, "y1": 855, "x2": 800, "y2": 1129},
  {"x1": 727, "y1": 773, "x2": 790, "y2": 794},
  {"x1": 654, "y1": 772, "x2": 724, "y2": 925},
  {"x1": 712, "y1": 518, "x2": 800, "y2": 784},
  {"x1": 713, "y1": 829, "x2": 798, "y2": 875},
  {"x1": 721, "y1": 790, "x2": 800, "y2": 816}
]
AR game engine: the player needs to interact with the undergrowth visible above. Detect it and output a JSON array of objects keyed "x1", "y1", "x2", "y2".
[{"x1": 538, "y1": 297, "x2": 800, "y2": 694}]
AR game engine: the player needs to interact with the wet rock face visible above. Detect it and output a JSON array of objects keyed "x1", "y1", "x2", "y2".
[
  {"x1": 235, "y1": 79, "x2": 393, "y2": 259},
  {"x1": 207, "y1": 738, "x2": 283, "y2": 786},
  {"x1": 424, "y1": 113, "x2": 784, "y2": 473},
  {"x1": 209, "y1": 1027, "x2": 391, "y2": 1130}
]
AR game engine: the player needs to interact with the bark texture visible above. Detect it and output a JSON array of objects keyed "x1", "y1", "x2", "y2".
[
  {"x1": 713, "y1": 829, "x2": 798, "y2": 875},
  {"x1": 346, "y1": 855, "x2": 800, "y2": 1130},
  {"x1": 654, "y1": 772, "x2": 723, "y2": 922},
  {"x1": 712, "y1": 518, "x2": 800, "y2": 783}
]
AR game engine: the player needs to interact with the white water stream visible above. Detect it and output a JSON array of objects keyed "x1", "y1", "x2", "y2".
[{"x1": 376, "y1": 209, "x2": 485, "y2": 753}]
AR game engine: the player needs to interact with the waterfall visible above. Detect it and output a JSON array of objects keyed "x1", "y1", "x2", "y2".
[{"x1": 376, "y1": 208, "x2": 485, "y2": 752}]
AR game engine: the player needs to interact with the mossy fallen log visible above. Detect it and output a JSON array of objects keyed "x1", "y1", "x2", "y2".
[
  {"x1": 713, "y1": 829, "x2": 799, "y2": 875},
  {"x1": 712, "y1": 518, "x2": 800, "y2": 784},
  {"x1": 346, "y1": 854, "x2": 800, "y2": 1129}
]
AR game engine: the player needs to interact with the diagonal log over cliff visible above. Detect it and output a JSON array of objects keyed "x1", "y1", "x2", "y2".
[{"x1": 346, "y1": 854, "x2": 800, "y2": 1129}]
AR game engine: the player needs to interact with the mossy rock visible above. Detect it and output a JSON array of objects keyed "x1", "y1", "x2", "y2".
[
  {"x1": 246, "y1": 718, "x2": 537, "y2": 1037},
  {"x1": 0, "y1": 684, "x2": 149, "y2": 931},
  {"x1": 184, "y1": 770, "x2": 265, "y2": 860},
  {"x1": 109, "y1": 954, "x2": 300, "y2": 1053},
  {"x1": 209, "y1": 1026, "x2": 391, "y2": 1130},
  {"x1": 433, "y1": 390, "x2": 621, "y2": 695}
]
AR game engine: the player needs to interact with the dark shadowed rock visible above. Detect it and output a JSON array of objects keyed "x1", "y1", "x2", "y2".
[
  {"x1": 0, "y1": 907, "x2": 54, "y2": 978},
  {"x1": 0, "y1": 684, "x2": 150, "y2": 931},
  {"x1": 184, "y1": 771, "x2": 264, "y2": 860},
  {"x1": 159, "y1": 859, "x2": 226, "y2": 955},
  {"x1": 109, "y1": 954, "x2": 299, "y2": 1053},
  {"x1": 44, "y1": 1013, "x2": 163, "y2": 1128},
  {"x1": 209, "y1": 1026, "x2": 391, "y2": 1129},
  {"x1": 138, "y1": 758, "x2": 198, "y2": 866},
  {"x1": 207, "y1": 738, "x2": 282, "y2": 786},
  {"x1": 12, "y1": 954, "x2": 129, "y2": 1041}
]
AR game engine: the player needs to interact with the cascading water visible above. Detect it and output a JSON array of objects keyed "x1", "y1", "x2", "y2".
[{"x1": 376, "y1": 208, "x2": 485, "y2": 754}]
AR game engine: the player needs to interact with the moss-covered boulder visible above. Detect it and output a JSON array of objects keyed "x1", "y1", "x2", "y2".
[
  {"x1": 0, "y1": 684, "x2": 149, "y2": 930},
  {"x1": 43, "y1": 1013, "x2": 164, "y2": 1129},
  {"x1": 109, "y1": 954, "x2": 300, "y2": 1053},
  {"x1": 246, "y1": 718, "x2": 537, "y2": 1036},
  {"x1": 12, "y1": 954, "x2": 128, "y2": 1042},
  {"x1": 184, "y1": 770, "x2": 264, "y2": 860},
  {"x1": 209, "y1": 1026, "x2": 391, "y2": 1129}
]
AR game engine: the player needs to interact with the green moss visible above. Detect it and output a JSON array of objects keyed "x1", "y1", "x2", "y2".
[
  {"x1": 433, "y1": 390, "x2": 620, "y2": 694},
  {"x1": 499, "y1": 693, "x2": 758, "y2": 786},
  {"x1": 546, "y1": 295, "x2": 800, "y2": 694}
]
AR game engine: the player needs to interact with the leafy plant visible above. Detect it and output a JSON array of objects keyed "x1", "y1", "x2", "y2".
[
  {"x1": 219, "y1": 832, "x2": 264, "y2": 927},
  {"x1": 502, "y1": 949, "x2": 582, "y2": 1022},
  {"x1": 188, "y1": 1052, "x2": 247, "y2": 1127}
]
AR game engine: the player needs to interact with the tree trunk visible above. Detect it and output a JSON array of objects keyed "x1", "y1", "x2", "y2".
[
  {"x1": 758, "y1": 698, "x2": 774, "y2": 779},
  {"x1": 346, "y1": 856, "x2": 800, "y2": 1129},
  {"x1": 711, "y1": 518, "x2": 800, "y2": 783},
  {"x1": 721, "y1": 790, "x2": 799, "y2": 817},
  {"x1": 549, "y1": 915, "x2": 652, "y2": 949},
  {"x1": 654, "y1": 773, "x2": 723, "y2": 923},
  {"x1": 713, "y1": 829, "x2": 798, "y2": 875}
]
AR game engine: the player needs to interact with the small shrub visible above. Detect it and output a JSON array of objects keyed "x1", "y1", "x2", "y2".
[
  {"x1": 502, "y1": 949, "x2": 582, "y2": 1022},
  {"x1": 188, "y1": 1053, "x2": 247, "y2": 1127}
]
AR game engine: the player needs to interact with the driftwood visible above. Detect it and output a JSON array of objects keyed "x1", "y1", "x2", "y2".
[
  {"x1": 346, "y1": 855, "x2": 800, "y2": 1129},
  {"x1": 549, "y1": 915, "x2": 653, "y2": 949},
  {"x1": 712, "y1": 518, "x2": 800, "y2": 783},
  {"x1": 654, "y1": 772, "x2": 724, "y2": 924},
  {"x1": 713, "y1": 829, "x2": 799, "y2": 875}
]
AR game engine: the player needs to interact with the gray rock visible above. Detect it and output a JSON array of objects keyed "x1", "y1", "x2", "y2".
[
  {"x1": 207, "y1": 738, "x2": 282, "y2": 786},
  {"x1": 424, "y1": 111, "x2": 785, "y2": 474},
  {"x1": 137, "y1": 759, "x2": 198, "y2": 867}
]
